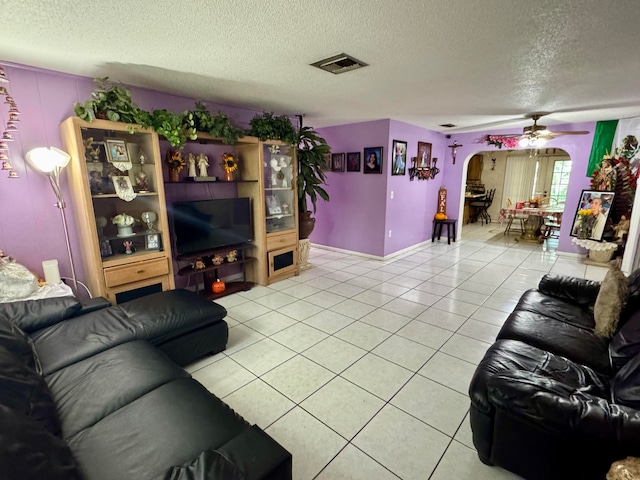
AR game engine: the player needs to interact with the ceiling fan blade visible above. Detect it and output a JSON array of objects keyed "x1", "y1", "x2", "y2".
[{"x1": 546, "y1": 130, "x2": 590, "y2": 136}]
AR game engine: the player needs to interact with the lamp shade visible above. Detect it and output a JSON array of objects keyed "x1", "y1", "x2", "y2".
[{"x1": 26, "y1": 146, "x2": 71, "y2": 173}]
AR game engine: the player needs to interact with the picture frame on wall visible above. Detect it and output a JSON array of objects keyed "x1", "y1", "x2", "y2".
[
  {"x1": 346, "y1": 152, "x2": 361, "y2": 172},
  {"x1": 417, "y1": 142, "x2": 432, "y2": 168},
  {"x1": 321, "y1": 153, "x2": 331, "y2": 171},
  {"x1": 363, "y1": 147, "x2": 383, "y2": 174},
  {"x1": 331, "y1": 153, "x2": 345, "y2": 172},
  {"x1": 392, "y1": 140, "x2": 407, "y2": 175},
  {"x1": 105, "y1": 139, "x2": 129, "y2": 163},
  {"x1": 569, "y1": 189, "x2": 615, "y2": 242}
]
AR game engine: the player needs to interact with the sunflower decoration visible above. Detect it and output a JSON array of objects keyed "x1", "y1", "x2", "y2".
[
  {"x1": 221, "y1": 153, "x2": 238, "y2": 173},
  {"x1": 165, "y1": 148, "x2": 186, "y2": 173}
]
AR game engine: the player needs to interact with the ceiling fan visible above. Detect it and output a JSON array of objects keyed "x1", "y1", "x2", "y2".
[{"x1": 493, "y1": 114, "x2": 590, "y2": 147}]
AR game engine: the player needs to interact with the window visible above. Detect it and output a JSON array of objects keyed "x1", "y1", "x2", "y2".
[{"x1": 549, "y1": 160, "x2": 572, "y2": 205}]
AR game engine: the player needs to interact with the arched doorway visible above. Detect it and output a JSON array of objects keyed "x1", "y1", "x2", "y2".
[{"x1": 458, "y1": 147, "x2": 572, "y2": 236}]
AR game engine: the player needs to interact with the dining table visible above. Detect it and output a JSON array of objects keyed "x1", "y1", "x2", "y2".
[{"x1": 499, "y1": 206, "x2": 564, "y2": 241}]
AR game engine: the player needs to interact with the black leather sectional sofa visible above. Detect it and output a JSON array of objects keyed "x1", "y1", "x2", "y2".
[
  {"x1": 0, "y1": 289, "x2": 292, "y2": 480},
  {"x1": 469, "y1": 270, "x2": 640, "y2": 480}
]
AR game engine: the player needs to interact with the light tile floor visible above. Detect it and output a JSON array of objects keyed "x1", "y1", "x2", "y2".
[{"x1": 186, "y1": 223, "x2": 609, "y2": 480}]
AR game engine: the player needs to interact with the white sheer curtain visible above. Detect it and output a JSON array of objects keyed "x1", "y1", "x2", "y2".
[{"x1": 503, "y1": 156, "x2": 538, "y2": 205}]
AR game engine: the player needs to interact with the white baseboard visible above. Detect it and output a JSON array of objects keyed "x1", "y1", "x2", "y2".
[{"x1": 310, "y1": 240, "x2": 432, "y2": 261}]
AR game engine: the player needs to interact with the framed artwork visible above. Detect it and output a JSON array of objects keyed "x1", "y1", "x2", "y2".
[
  {"x1": 266, "y1": 195, "x2": 282, "y2": 215},
  {"x1": 346, "y1": 152, "x2": 361, "y2": 172},
  {"x1": 105, "y1": 139, "x2": 129, "y2": 163},
  {"x1": 570, "y1": 189, "x2": 615, "y2": 242},
  {"x1": 392, "y1": 140, "x2": 407, "y2": 175},
  {"x1": 331, "y1": 153, "x2": 345, "y2": 172},
  {"x1": 145, "y1": 233, "x2": 160, "y2": 250},
  {"x1": 417, "y1": 142, "x2": 432, "y2": 168},
  {"x1": 111, "y1": 176, "x2": 135, "y2": 201},
  {"x1": 363, "y1": 146, "x2": 383, "y2": 174},
  {"x1": 321, "y1": 153, "x2": 331, "y2": 171}
]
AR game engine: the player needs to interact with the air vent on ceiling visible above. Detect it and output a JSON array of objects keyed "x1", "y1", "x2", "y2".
[
  {"x1": 439, "y1": 123, "x2": 457, "y2": 128},
  {"x1": 311, "y1": 53, "x2": 368, "y2": 75}
]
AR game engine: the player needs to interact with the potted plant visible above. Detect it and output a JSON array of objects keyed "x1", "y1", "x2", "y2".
[
  {"x1": 191, "y1": 102, "x2": 244, "y2": 145},
  {"x1": 296, "y1": 126, "x2": 330, "y2": 239},
  {"x1": 74, "y1": 77, "x2": 145, "y2": 124},
  {"x1": 247, "y1": 112, "x2": 298, "y2": 145},
  {"x1": 147, "y1": 109, "x2": 197, "y2": 149}
]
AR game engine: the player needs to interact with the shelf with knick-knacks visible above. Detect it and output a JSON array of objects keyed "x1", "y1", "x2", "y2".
[{"x1": 60, "y1": 116, "x2": 175, "y2": 304}]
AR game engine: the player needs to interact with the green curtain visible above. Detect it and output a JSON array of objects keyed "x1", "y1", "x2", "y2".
[{"x1": 586, "y1": 120, "x2": 618, "y2": 176}]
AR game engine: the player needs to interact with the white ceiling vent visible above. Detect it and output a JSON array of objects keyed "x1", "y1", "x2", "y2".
[{"x1": 311, "y1": 53, "x2": 368, "y2": 75}]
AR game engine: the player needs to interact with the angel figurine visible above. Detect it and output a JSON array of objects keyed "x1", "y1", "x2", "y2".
[
  {"x1": 187, "y1": 153, "x2": 197, "y2": 177},
  {"x1": 197, "y1": 153, "x2": 209, "y2": 177}
]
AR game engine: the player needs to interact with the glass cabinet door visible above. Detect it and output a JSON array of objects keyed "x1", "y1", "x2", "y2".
[
  {"x1": 263, "y1": 143, "x2": 295, "y2": 234},
  {"x1": 81, "y1": 127, "x2": 165, "y2": 263}
]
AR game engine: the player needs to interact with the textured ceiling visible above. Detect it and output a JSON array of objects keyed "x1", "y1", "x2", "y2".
[{"x1": 4, "y1": 0, "x2": 640, "y2": 132}]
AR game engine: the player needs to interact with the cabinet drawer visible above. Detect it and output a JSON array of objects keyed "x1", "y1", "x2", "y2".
[
  {"x1": 267, "y1": 231, "x2": 297, "y2": 251},
  {"x1": 104, "y1": 258, "x2": 169, "y2": 288}
]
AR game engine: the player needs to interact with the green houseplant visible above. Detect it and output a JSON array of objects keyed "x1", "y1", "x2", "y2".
[
  {"x1": 191, "y1": 101, "x2": 244, "y2": 145},
  {"x1": 146, "y1": 109, "x2": 197, "y2": 149},
  {"x1": 296, "y1": 125, "x2": 331, "y2": 239},
  {"x1": 247, "y1": 112, "x2": 298, "y2": 145},
  {"x1": 74, "y1": 77, "x2": 145, "y2": 124}
]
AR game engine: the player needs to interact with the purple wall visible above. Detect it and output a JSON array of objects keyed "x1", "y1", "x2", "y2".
[
  {"x1": 314, "y1": 120, "x2": 598, "y2": 258},
  {"x1": 0, "y1": 63, "x2": 266, "y2": 289}
]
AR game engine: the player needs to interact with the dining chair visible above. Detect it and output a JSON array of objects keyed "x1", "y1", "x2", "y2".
[{"x1": 470, "y1": 188, "x2": 495, "y2": 225}]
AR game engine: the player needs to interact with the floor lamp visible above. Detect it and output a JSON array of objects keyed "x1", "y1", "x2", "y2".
[{"x1": 25, "y1": 146, "x2": 80, "y2": 294}]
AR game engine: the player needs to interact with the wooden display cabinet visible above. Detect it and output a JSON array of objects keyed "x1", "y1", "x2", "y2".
[{"x1": 60, "y1": 117, "x2": 175, "y2": 303}]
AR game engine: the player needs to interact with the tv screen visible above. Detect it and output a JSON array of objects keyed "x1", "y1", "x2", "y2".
[{"x1": 170, "y1": 198, "x2": 253, "y2": 257}]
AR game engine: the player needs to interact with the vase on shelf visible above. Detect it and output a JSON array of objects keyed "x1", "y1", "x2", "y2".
[
  {"x1": 578, "y1": 223, "x2": 591, "y2": 240},
  {"x1": 169, "y1": 169, "x2": 180, "y2": 182},
  {"x1": 117, "y1": 226, "x2": 134, "y2": 237},
  {"x1": 224, "y1": 170, "x2": 234, "y2": 182}
]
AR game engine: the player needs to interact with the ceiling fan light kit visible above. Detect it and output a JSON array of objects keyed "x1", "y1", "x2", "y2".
[{"x1": 486, "y1": 113, "x2": 589, "y2": 149}]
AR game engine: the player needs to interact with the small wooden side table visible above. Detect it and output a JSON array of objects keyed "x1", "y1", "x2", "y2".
[{"x1": 432, "y1": 219, "x2": 457, "y2": 245}]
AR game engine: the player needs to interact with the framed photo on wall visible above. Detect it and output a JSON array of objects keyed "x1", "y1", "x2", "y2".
[
  {"x1": 363, "y1": 146, "x2": 383, "y2": 174},
  {"x1": 346, "y1": 152, "x2": 361, "y2": 172},
  {"x1": 331, "y1": 153, "x2": 345, "y2": 172},
  {"x1": 392, "y1": 140, "x2": 407, "y2": 175},
  {"x1": 570, "y1": 189, "x2": 615, "y2": 242},
  {"x1": 321, "y1": 153, "x2": 331, "y2": 171},
  {"x1": 417, "y1": 142, "x2": 432, "y2": 168}
]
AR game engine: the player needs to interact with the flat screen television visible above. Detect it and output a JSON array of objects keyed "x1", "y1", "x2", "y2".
[{"x1": 170, "y1": 198, "x2": 253, "y2": 257}]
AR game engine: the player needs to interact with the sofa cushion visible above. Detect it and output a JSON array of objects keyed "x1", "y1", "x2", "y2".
[
  {"x1": 610, "y1": 309, "x2": 640, "y2": 371},
  {"x1": 46, "y1": 340, "x2": 189, "y2": 439},
  {"x1": 0, "y1": 296, "x2": 82, "y2": 333},
  {"x1": 513, "y1": 289, "x2": 596, "y2": 330},
  {"x1": 470, "y1": 339, "x2": 609, "y2": 414},
  {"x1": 497, "y1": 306, "x2": 611, "y2": 374},
  {"x1": 620, "y1": 268, "x2": 640, "y2": 326},
  {"x1": 0, "y1": 345, "x2": 60, "y2": 435},
  {"x1": 0, "y1": 316, "x2": 39, "y2": 371},
  {"x1": 594, "y1": 265, "x2": 628, "y2": 338},
  {"x1": 611, "y1": 352, "x2": 640, "y2": 409},
  {"x1": 0, "y1": 404, "x2": 78, "y2": 480},
  {"x1": 31, "y1": 289, "x2": 227, "y2": 375},
  {"x1": 67, "y1": 378, "x2": 250, "y2": 480},
  {"x1": 166, "y1": 449, "x2": 246, "y2": 480}
]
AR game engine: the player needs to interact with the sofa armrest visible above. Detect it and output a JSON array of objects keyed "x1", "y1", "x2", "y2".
[
  {"x1": 0, "y1": 296, "x2": 82, "y2": 333},
  {"x1": 538, "y1": 274, "x2": 601, "y2": 308},
  {"x1": 487, "y1": 371, "x2": 640, "y2": 446}
]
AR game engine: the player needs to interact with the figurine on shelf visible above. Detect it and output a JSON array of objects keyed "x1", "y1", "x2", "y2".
[
  {"x1": 187, "y1": 153, "x2": 197, "y2": 177},
  {"x1": 197, "y1": 153, "x2": 209, "y2": 177},
  {"x1": 614, "y1": 215, "x2": 630, "y2": 242},
  {"x1": 226, "y1": 250, "x2": 238, "y2": 262},
  {"x1": 84, "y1": 137, "x2": 101, "y2": 162},
  {"x1": 282, "y1": 203, "x2": 290, "y2": 214},
  {"x1": 135, "y1": 169, "x2": 149, "y2": 192},
  {"x1": 212, "y1": 253, "x2": 224, "y2": 265},
  {"x1": 194, "y1": 258, "x2": 206, "y2": 270},
  {"x1": 123, "y1": 241, "x2": 134, "y2": 255},
  {"x1": 89, "y1": 170, "x2": 104, "y2": 194}
]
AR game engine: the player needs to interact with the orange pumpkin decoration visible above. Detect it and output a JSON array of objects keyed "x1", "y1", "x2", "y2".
[
  {"x1": 434, "y1": 213, "x2": 447, "y2": 220},
  {"x1": 212, "y1": 279, "x2": 226, "y2": 294}
]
